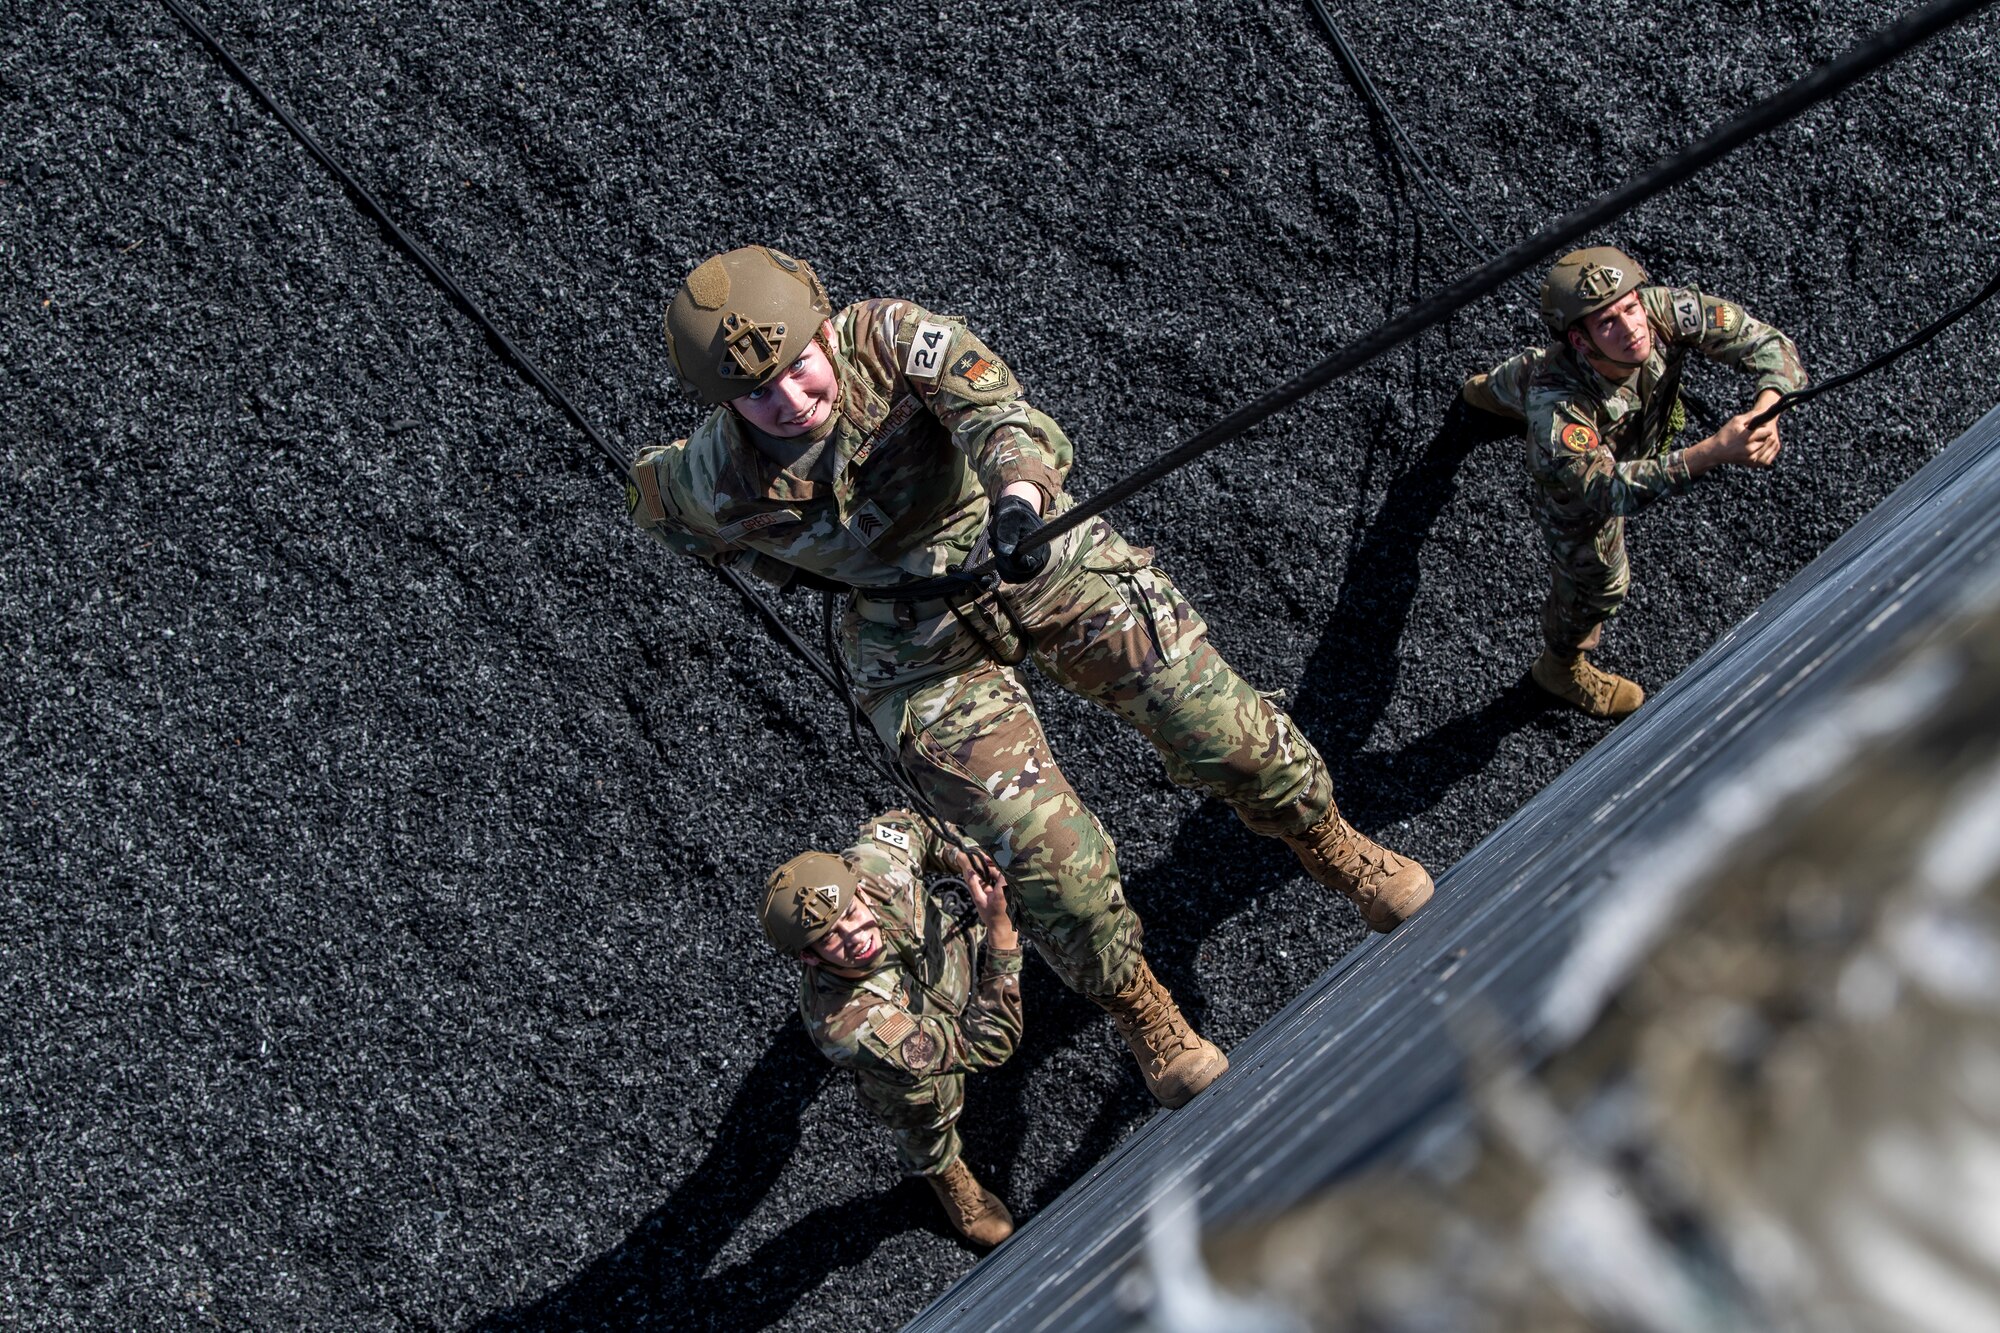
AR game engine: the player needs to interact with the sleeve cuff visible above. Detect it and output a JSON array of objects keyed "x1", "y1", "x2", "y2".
[{"x1": 984, "y1": 945, "x2": 1025, "y2": 976}]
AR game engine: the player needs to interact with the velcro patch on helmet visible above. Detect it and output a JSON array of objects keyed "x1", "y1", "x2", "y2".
[
  {"x1": 1560, "y1": 423, "x2": 1600, "y2": 454},
  {"x1": 684, "y1": 258, "x2": 731, "y2": 311}
]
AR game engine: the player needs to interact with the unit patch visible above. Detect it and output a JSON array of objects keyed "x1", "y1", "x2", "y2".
[
  {"x1": 899, "y1": 1031, "x2": 940, "y2": 1073},
  {"x1": 1672, "y1": 292, "x2": 1700, "y2": 337},
  {"x1": 905, "y1": 320, "x2": 955, "y2": 381},
  {"x1": 874, "y1": 823, "x2": 912, "y2": 851},
  {"x1": 1706, "y1": 302, "x2": 1738, "y2": 333},
  {"x1": 1560, "y1": 423, "x2": 1600, "y2": 454},
  {"x1": 949, "y1": 348, "x2": 1012, "y2": 394}
]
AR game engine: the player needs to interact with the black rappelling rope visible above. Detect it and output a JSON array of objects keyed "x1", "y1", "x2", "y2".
[
  {"x1": 154, "y1": 0, "x2": 850, "y2": 709},
  {"x1": 1301, "y1": 0, "x2": 1732, "y2": 433},
  {"x1": 1748, "y1": 259, "x2": 2000, "y2": 430},
  {"x1": 879, "y1": 0, "x2": 1996, "y2": 600},
  {"x1": 1302, "y1": 0, "x2": 1514, "y2": 280}
]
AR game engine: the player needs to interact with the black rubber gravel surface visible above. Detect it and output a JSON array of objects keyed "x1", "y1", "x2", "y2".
[{"x1": 4, "y1": 2, "x2": 1997, "y2": 1329}]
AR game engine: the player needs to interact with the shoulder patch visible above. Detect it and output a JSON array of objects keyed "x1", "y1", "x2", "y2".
[
  {"x1": 948, "y1": 348, "x2": 1012, "y2": 395},
  {"x1": 904, "y1": 320, "x2": 955, "y2": 381},
  {"x1": 1706, "y1": 301, "x2": 1739, "y2": 333},
  {"x1": 1672, "y1": 291, "x2": 1700, "y2": 337},
  {"x1": 874, "y1": 823, "x2": 912, "y2": 851},
  {"x1": 873, "y1": 1010, "x2": 916, "y2": 1048},
  {"x1": 1560, "y1": 422, "x2": 1600, "y2": 454}
]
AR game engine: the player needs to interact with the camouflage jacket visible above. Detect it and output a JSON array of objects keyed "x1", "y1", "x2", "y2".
[
  {"x1": 800, "y1": 810, "x2": 1025, "y2": 1086},
  {"x1": 1476, "y1": 285, "x2": 1806, "y2": 532},
  {"x1": 630, "y1": 299, "x2": 1076, "y2": 590}
]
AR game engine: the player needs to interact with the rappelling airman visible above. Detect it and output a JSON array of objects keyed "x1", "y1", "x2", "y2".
[
  {"x1": 1460, "y1": 245, "x2": 1807, "y2": 717},
  {"x1": 634, "y1": 246, "x2": 1435, "y2": 1111}
]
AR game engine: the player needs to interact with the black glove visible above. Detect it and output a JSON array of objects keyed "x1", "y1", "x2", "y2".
[{"x1": 990, "y1": 494, "x2": 1047, "y2": 584}]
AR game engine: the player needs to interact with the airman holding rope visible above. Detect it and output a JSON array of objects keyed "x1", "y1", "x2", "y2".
[
  {"x1": 1460, "y1": 246, "x2": 1808, "y2": 717},
  {"x1": 761, "y1": 811, "x2": 1023, "y2": 1246},
  {"x1": 632, "y1": 246, "x2": 1434, "y2": 1111}
]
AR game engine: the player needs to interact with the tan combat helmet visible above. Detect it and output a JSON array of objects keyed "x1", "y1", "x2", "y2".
[
  {"x1": 664, "y1": 245, "x2": 833, "y2": 404},
  {"x1": 1539, "y1": 245, "x2": 1649, "y2": 337},
  {"x1": 759, "y1": 850, "x2": 857, "y2": 954}
]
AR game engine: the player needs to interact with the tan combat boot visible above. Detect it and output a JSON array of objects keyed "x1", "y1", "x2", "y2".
[
  {"x1": 1531, "y1": 648, "x2": 1645, "y2": 719},
  {"x1": 1096, "y1": 959, "x2": 1229, "y2": 1109},
  {"x1": 924, "y1": 1159, "x2": 1014, "y2": 1247},
  {"x1": 1282, "y1": 806, "x2": 1434, "y2": 933}
]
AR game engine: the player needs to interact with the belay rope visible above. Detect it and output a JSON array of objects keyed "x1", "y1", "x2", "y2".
[{"x1": 160, "y1": 0, "x2": 2000, "y2": 820}]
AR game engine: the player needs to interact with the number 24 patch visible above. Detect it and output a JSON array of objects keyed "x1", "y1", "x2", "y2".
[{"x1": 904, "y1": 320, "x2": 954, "y2": 381}]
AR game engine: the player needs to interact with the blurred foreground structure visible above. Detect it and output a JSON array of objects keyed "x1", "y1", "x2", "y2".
[{"x1": 906, "y1": 408, "x2": 2000, "y2": 1333}]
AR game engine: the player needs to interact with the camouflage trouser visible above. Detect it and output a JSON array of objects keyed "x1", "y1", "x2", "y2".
[
  {"x1": 1539, "y1": 514, "x2": 1631, "y2": 653},
  {"x1": 862, "y1": 553, "x2": 1333, "y2": 999},
  {"x1": 856, "y1": 1067, "x2": 965, "y2": 1176}
]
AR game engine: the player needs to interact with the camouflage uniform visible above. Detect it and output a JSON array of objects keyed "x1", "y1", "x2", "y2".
[
  {"x1": 1463, "y1": 285, "x2": 1807, "y2": 652},
  {"x1": 800, "y1": 810, "x2": 1024, "y2": 1176},
  {"x1": 632, "y1": 299, "x2": 1335, "y2": 998}
]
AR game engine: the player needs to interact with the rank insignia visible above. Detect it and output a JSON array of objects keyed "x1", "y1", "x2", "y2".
[
  {"x1": 1560, "y1": 423, "x2": 1599, "y2": 454},
  {"x1": 846, "y1": 500, "x2": 892, "y2": 546},
  {"x1": 949, "y1": 348, "x2": 1012, "y2": 394}
]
